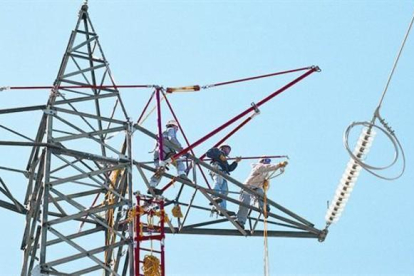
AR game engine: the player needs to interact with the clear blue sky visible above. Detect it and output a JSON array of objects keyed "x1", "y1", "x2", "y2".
[{"x1": 1, "y1": 1, "x2": 413, "y2": 275}]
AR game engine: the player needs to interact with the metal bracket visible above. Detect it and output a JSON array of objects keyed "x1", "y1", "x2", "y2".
[
  {"x1": 251, "y1": 102, "x2": 260, "y2": 114},
  {"x1": 318, "y1": 228, "x2": 329, "y2": 242},
  {"x1": 311, "y1": 65, "x2": 322, "y2": 72},
  {"x1": 43, "y1": 109, "x2": 57, "y2": 115},
  {"x1": 126, "y1": 118, "x2": 134, "y2": 135}
]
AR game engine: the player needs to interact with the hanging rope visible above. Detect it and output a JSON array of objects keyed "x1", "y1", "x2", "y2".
[
  {"x1": 104, "y1": 168, "x2": 125, "y2": 265},
  {"x1": 262, "y1": 161, "x2": 287, "y2": 276},
  {"x1": 263, "y1": 180, "x2": 270, "y2": 276},
  {"x1": 139, "y1": 95, "x2": 166, "y2": 126}
]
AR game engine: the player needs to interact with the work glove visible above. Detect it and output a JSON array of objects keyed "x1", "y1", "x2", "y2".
[{"x1": 279, "y1": 161, "x2": 288, "y2": 167}]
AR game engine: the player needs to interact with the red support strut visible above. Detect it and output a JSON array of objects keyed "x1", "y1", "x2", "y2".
[
  {"x1": 156, "y1": 88, "x2": 164, "y2": 161},
  {"x1": 134, "y1": 195, "x2": 166, "y2": 276},
  {"x1": 161, "y1": 91, "x2": 212, "y2": 189},
  {"x1": 172, "y1": 67, "x2": 319, "y2": 160},
  {"x1": 199, "y1": 114, "x2": 255, "y2": 161},
  {"x1": 137, "y1": 91, "x2": 156, "y2": 125}
]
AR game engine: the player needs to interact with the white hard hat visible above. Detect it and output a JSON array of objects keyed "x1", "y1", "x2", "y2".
[
  {"x1": 166, "y1": 119, "x2": 178, "y2": 127},
  {"x1": 219, "y1": 144, "x2": 232, "y2": 151},
  {"x1": 259, "y1": 157, "x2": 271, "y2": 164}
]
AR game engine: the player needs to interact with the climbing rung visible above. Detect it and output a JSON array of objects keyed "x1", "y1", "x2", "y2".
[
  {"x1": 140, "y1": 247, "x2": 162, "y2": 254},
  {"x1": 139, "y1": 234, "x2": 163, "y2": 241}
]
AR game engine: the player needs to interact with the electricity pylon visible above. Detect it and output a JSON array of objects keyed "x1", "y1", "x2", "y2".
[{"x1": 0, "y1": 4, "x2": 326, "y2": 276}]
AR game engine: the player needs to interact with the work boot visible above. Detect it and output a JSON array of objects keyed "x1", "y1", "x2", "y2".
[
  {"x1": 219, "y1": 210, "x2": 236, "y2": 217},
  {"x1": 209, "y1": 197, "x2": 223, "y2": 205},
  {"x1": 147, "y1": 188, "x2": 163, "y2": 196}
]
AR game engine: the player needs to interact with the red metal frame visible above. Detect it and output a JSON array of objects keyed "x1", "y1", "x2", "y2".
[
  {"x1": 156, "y1": 88, "x2": 164, "y2": 161},
  {"x1": 173, "y1": 67, "x2": 318, "y2": 160},
  {"x1": 5, "y1": 67, "x2": 312, "y2": 92},
  {"x1": 199, "y1": 114, "x2": 255, "y2": 161},
  {"x1": 137, "y1": 91, "x2": 156, "y2": 125},
  {"x1": 161, "y1": 92, "x2": 212, "y2": 189},
  {"x1": 132, "y1": 66, "x2": 318, "y2": 275},
  {"x1": 161, "y1": 114, "x2": 257, "y2": 194},
  {"x1": 134, "y1": 195, "x2": 166, "y2": 276}
]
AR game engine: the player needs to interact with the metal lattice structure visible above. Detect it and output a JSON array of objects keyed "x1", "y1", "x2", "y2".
[{"x1": 0, "y1": 4, "x2": 327, "y2": 276}]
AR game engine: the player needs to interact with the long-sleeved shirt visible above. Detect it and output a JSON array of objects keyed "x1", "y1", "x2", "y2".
[
  {"x1": 154, "y1": 127, "x2": 182, "y2": 160},
  {"x1": 243, "y1": 163, "x2": 281, "y2": 188},
  {"x1": 206, "y1": 147, "x2": 238, "y2": 174}
]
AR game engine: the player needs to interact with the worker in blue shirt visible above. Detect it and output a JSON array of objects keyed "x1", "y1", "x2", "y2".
[{"x1": 206, "y1": 144, "x2": 241, "y2": 216}]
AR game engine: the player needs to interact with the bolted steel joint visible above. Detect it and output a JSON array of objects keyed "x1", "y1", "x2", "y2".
[
  {"x1": 317, "y1": 228, "x2": 329, "y2": 242},
  {"x1": 251, "y1": 102, "x2": 260, "y2": 114},
  {"x1": 311, "y1": 65, "x2": 322, "y2": 72}
]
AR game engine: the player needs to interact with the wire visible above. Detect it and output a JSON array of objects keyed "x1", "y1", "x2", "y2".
[
  {"x1": 201, "y1": 67, "x2": 315, "y2": 89},
  {"x1": 342, "y1": 8, "x2": 413, "y2": 181},
  {"x1": 376, "y1": 8, "x2": 414, "y2": 110}
]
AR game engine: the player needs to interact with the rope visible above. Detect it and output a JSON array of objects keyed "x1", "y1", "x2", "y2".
[
  {"x1": 376, "y1": 8, "x2": 414, "y2": 110},
  {"x1": 154, "y1": 210, "x2": 170, "y2": 223},
  {"x1": 137, "y1": 91, "x2": 156, "y2": 125},
  {"x1": 139, "y1": 95, "x2": 166, "y2": 126},
  {"x1": 142, "y1": 255, "x2": 161, "y2": 276},
  {"x1": 267, "y1": 161, "x2": 288, "y2": 180},
  {"x1": 104, "y1": 168, "x2": 124, "y2": 264},
  {"x1": 262, "y1": 161, "x2": 287, "y2": 276},
  {"x1": 263, "y1": 181, "x2": 269, "y2": 276}
]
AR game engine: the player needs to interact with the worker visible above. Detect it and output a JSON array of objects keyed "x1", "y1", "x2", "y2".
[
  {"x1": 235, "y1": 158, "x2": 288, "y2": 229},
  {"x1": 148, "y1": 119, "x2": 187, "y2": 195},
  {"x1": 206, "y1": 144, "x2": 241, "y2": 216}
]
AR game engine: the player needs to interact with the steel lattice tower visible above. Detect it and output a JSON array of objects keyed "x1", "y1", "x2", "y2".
[
  {"x1": 0, "y1": 4, "x2": 327, "y2": 276},
  {"x1": 18, "y1": 5, "x2": 135, "y2": 275}
]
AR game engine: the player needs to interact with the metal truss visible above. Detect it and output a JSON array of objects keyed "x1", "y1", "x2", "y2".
[
  {"x1": 2, "y1": 4, "x2": 134, "y2": 276},
  {"x1": 0, "y1": 3, "x2": 327, "y2": 276}
]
